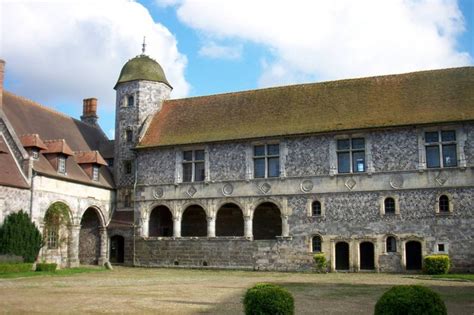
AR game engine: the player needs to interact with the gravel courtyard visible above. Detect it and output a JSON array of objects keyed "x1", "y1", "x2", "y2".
[{"x1": 1, "y1": 267, "x2": 473, "y2": 314}]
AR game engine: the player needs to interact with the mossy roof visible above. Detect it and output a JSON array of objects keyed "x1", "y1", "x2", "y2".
[
  {"x1": 138, "y1": 67, "x2": 474, "y2": 148},
  {"x1": 115, "y1": 55, "x2": 171, "y2": 89}
]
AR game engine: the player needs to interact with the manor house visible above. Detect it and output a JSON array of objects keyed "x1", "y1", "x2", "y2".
[{"x1": 0, "y1": 55, "x2": 473, "y2": 272}]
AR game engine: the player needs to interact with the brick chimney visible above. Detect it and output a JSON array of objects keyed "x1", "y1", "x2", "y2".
[
  {"x1": 0, "y1": 60, "x2": 5, "y2": 109},
  {"x1": 81, "y1": 98, "x2": 98, "y2": 125}
]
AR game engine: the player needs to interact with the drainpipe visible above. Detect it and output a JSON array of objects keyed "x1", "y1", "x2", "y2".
[
  {"x1": 132, "y1": 156, "x2": 138, "y2": 266},
  {"x1": 29, "y1": 170, "x2": 36, "y2": 219}
]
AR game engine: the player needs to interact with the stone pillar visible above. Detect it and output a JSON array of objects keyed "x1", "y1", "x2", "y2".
[
  {"x1": 330, "y1": 240, "x2": 336, "y2": 272},
  {"x1": 173, "y1": 216, "x2": 181, "y2": 238},
  {"x1": 281, "y1": 215, "x2": 289, "y2": 237},
  {"x1": 244, "y1": 215, "x2": 253, "y2": 239},
  {"x1": 140, "y1": 215, "x2": 149, "y2": 238},
  {"x1": 68, "y1": 224, "x2": 81, "y2": 268},
  {"x1": 207, "y1": 216, "x2": 216, "y2": 238},
  {"x1": 98, "y1": 227, "x2": 108, "y2": 266}
]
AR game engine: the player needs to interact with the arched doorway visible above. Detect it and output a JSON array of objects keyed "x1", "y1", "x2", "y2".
[
  {"x1": 79, "y1": 208, "x2": 102, "y2": 265},
  {"x1": 406, "y1": 241, "x2": 422, "y2": 270},
  {"x1": 253, "y1": 202, "x2": 282, "y2": 240},
  {"x1": 43, "y1": 202, "x2": 71, "y2": 266},
  {"x1": 336, "y1": 242, "x2": 350, "y2": 271},
  {"x1": 149, "y1": 206, "x2": 173, "y2": 237},
  {"x1": 216, "y1": 203, "x2": 244, "y2": 236},
  {"x1": 360, "y1": 242, "x2": 375, "y2": 270},
  {"x1": 181, "y1": 205, "x2": 207, "y2": 237},
  {"x1": 110, "y1": 235, "x2": 124, "y2": 264}
]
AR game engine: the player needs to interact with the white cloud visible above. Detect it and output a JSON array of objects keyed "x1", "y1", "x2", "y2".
[
  {"x1": 166, "y1": 0, "x2": 471, "y2": 87},
  {"x1": 198, "y1": 42, "x2": 242, "y2": 60},
  {"x1": 1, "y1": 0, "x2": 190, "y2": 113}
]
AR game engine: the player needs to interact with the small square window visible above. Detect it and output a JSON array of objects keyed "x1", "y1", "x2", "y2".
[
  {"x1": 438, "y1": 244, "x2": 445, "y2": 252},
  {"x1": 127, "y1": 95, "x2": 134, "y2": 107}
]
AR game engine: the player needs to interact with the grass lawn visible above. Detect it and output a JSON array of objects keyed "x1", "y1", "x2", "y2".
[
  {"x1": 430, "y1": 274, "x2": 474, "y2": 281},
  {"x1": 0, "y1": 266, "x2": 106, "y2": 279},
  {"x1": 0, "y1": 267, "x2": 473, "y2": 314}
]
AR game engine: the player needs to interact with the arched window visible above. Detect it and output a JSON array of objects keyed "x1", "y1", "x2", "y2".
[
  {"x1": 439, "y1": 195, "x2": 450, "y2": 213},
  {"x1": 312, "y1": 235, "x2": 322, "y2": 252},
  {"x1": 312, "y1": 201, "x2": 322, "y2": 216},
  {"x1": 127, "y1": 95, "x2": 134, "y2": 107},
  {"x1": 384, "y1": 197, "x2": 396, "y2": 214},
  {"x1": 386, "y1": 236, "x2": 397, "y2": 252}
]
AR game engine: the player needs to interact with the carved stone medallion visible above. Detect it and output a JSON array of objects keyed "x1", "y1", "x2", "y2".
[
  {"x1": 345, "y1": 178, "x2": 357, "y2": 190},
  {"x1": 222, "y1": 183, "x2": 234, "y2": 196},
  {"x1": 435, "y1": 171, "x2": 448, "y2": 186},
  {"x1": 300, "y1": 179, "x2": 314, "y2": 193},
  {"x1": 389, "y1": 174, "x2": 404, "y2": 189},
  {"x1": 259, "y1": 183, "x2": 272, "y2": 194},
  {"x1": 152, "y1": 187, "x2": 164, "y2": 199},
  {"x1": 186, "y1": 185, "x2": 197, "y2": 197}
]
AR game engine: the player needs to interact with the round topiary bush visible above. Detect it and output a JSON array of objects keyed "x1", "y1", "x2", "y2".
[
  {"x1": 374, "y1": 285, "x2": 447, "y2": 315},
  {"x1": 313, "y1": 253, "x2": 327, "y2": 273},
  {"x1": 423, "y1": 255, "x2": 450, "y2": 275},
  {"x1": 243, "y1": 283, "x2": 294, "y2": 315}
]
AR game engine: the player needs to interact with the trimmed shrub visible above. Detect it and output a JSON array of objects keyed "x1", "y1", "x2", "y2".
[
  {"x1": 243, "y1": 283, "x2": 294, "y2": 315},
  {"x1": 313, "y1": 253, "x2": 327, "y2": 273},
  {"x1": 36, "y1": 263, "x2": 57, "y2": 272},
  {"x1": 423, "y1": 255, "x2": 450, "y2": 275},
  {"x1": 0, "y1": 263, "x2": 33, "y2": 273},
  {"x1": 374, "y1": 285, "x2": 447, "y2": 315},
  {"x1": 0, "y1": 211, "x2": 43, "y2": 263}
]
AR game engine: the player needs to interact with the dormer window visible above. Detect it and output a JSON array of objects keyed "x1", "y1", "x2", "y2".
[
  {"x1": 31, "y1": 149, "x2": 39, "y2": 160},
  {"x1": 127, "y1": 95, "x2": 134, "y2": 107},
  {"x1": 92, "y1": 165, "x2": 99, "y2": 181},
  {"x1": 58, "y1": 156, "x2": 66, "y2": 174}
]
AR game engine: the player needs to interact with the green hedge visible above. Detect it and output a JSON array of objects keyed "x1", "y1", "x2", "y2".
[
  {"x1": 36, "y1": 263, "x2": 57, "y2": 272},
  {"x1": 423, "y1": 255, "x2": 450, "y2": 275},
  {"x1": 313, "y1": 253, "x2": 327, "y2": 273},
  {"x1": 0, "y1": 263, "x2": 33, "y2": 273},
  {"x1": 243, "y1": 283, "x2": 294, "y2": 315},
  {"x1": 375, "y1": 285, "x2": 447, "y2": 315}
]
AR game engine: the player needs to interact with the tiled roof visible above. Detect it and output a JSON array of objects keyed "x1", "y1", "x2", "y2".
[
  {"x1": 43, "y1": 139, "x2": 74, "y2": 156},
  {"x1": 75, "y1": 151, "x2": 108, "y2": 166},
  {"x1": 0, "y1": 137, "x2": 29, "y2": 189},
  {"x1": 19, "y1": 134, "x2": 48, "y2": 150},
  {"x1": 139, "y1": 67, "x2": 474, "y2": 148}
]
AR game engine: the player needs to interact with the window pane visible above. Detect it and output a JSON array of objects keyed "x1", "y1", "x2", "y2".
[
  {"x1": 425, "y1": 131, "x2": 439, "y2": 143},
  {"x1": 183, "y1": 163, "x2": 192, "y2": 182},
  {"x1": 127, "y1": 96, "x2": 134, "y2": 107},
  {"x1": 195, "y1": 150, "x2": 205, "y2": 161},
  {"x1": 439, "y1": 195, "x2": 450, "y2": 212},
  {"x1": 194, "y1": 162, "x2": 205, "y2": 182},
  {"x1": 312, "y1": 201, "x2": 321, "y2": 216},
  {"x1": 352, "y1": 138, "x2": 365, "y2": 150},
  {"x1": 442, "y1": 144, "x2": 457, "y2": 167},
  {"x1": 183, "y1": 151, "x2": 193, "y2": 161},
  {"x1": 268, "y1": 157, "x2": 280, "y2": 177},
  {"x1": 312, "y1": 236, "x2": 321, "y2": 252},
  {"x1": 441, "y1": 130, "x2": 456, "y2": 142},
  {"x1": 387, "y1": 237, "x2": 396, "y2": 252},
  {"x1": 384, "y1": 198, "x2": 395, "y2": 214},
  {"x1": 254, "y1": 145, "x2": 265, "y2": 157},
  {"x1": 267, "y1": 144, "x2": 279, "y2": 156},
  {"x1": 353, "y1": 151, "x2": 365, "y2": 172},
  {"x1": 254, "y1": 158, "x2": 265, "y2": 178},
  {"x1": 426, "y1": 145, "x2": 440, "y2": 168},
  {"x1": 337, "y1": 152, "x2": 350, "y2": 173},
  {"x1": 337, "y1": 139, "x2": 350, "y2": 150}
]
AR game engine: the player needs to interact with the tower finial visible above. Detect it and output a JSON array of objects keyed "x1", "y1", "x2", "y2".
[{"x1": 142, "y1": 36, "x2": 146, "y2": 55}]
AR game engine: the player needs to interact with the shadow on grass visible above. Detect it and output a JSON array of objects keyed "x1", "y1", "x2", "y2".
[{"x1": 0, "y1": 266, "x2": 107, "y2": 279}]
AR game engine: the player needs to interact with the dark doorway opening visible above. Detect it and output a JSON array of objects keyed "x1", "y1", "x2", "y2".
[
  {"x1": 360, "y1": 242, "x2": 375, "y2": 270},
  {"x1": 110, "y1": 235, "x2": 124, "y2": 264},
  {"x1": 253, "y1": 202, "x2": 282, "y2": 240},
  {"x1": 79, "y1": 208, "x2": 101, "y2": 265},
  {"x1": 336, "y1": 242, "x2": 350, "y2": 270},
  {"x1": 406, "y1": 241, "x2": 422, "y2": 270},
  {"x1": 216, "y1": 203, "x2": 244, "y2": 236},
  {"x1": 149, "y1": 206, "x2": 173, "y2": 237},
  {"x1": 182, "y1": 205, "x2": 207, "y2": 237}
]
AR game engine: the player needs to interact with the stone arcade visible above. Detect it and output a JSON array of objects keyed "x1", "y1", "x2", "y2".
[{"x1": 0, "y1": 55, "x2": 473, "y2": 272}]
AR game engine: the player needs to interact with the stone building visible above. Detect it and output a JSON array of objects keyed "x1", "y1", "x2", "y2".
[{"x1": 0, "y1": 54, "x2": 473, "y2": 272}]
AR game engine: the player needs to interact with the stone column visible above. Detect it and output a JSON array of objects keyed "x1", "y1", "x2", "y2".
[
  {"x1": 330, "y1": 240, "x2": 336, "y2": 272},
  {"x1": 140, "y1": 215, "x2": 149, "y2": 238},
  {"x1": 98, "y1": 227, "x2": 108, "y2": 266},
  {"x1": 244, "y1": 215, "x2": 253, "y2": 239},
  {"x1": 207, "y1": 216, "x2": 216, "y2": 238},
  {"x1": 68, "y1": 224, "x2": 81, "y2": 268},
  {"x1": 281, "y1": 215, "x2": 289, "y2": 237},
  {"x1": 173, "y1": 216, "x2": 181, "y2": 238}
]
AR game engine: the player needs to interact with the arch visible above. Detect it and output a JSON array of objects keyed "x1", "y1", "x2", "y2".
[
  {"x1": 79, "y1": 207, "x2": 101, "y2": 265},
  {"x1": 181, "y1": 205, "x2": 207, "y2": 237},
  {"x1": 149, "y1": 205, "x2": 173, "y2": 237},
  {"x1": 253, "y1": 202, "x2": 282, "y2": 240},
  {"x1": 406, "y1": 240, "x2": 422, "y2": 270},
  {"x1": 438, "y1": 195, "x2": 450, "y2": 213},
  {"x1": 79, "y1": 205, "x2": 106, "y2": 227},
  {"x1": 384, "y1": 197, "x2": 396, "y2": 214},
  {"x1": 359, "y1": 241, "x2": 375, "y2": 270},
  {"x1": 216, "y1": 203, "x2": 244, "y2": 237},
  {"x1": 386, "y1": 236, "x2": 397, "y2": 252},
  {"x1": 335, "y1": 241, "x2": 350, "y2": 271},
  {"x1": 312, "y1": 235, "x2": 322, "y2": 252},
  {"x1": 110, "y1": 235, "x2": 125, "y2": 264},
  {"x1": 43, "y1": 202, "x2": 72, "y2": 249}
]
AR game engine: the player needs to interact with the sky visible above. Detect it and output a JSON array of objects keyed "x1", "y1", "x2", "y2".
[{"x1": 1, "y1": 0, "x2": 473, "y2": 139}]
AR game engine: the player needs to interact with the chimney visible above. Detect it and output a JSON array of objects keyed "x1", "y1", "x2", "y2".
[
  {"x1": 0, "y1": 60, "x2": 5, "y2": 109},
  {"x1": 81, "y1": 98, "x2": 98, "y2": 125}
]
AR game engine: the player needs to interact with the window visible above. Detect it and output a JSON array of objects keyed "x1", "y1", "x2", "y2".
[
  {"x1": 126, "y1": 129, "x2": 133, "y2": 143},
  {"x1": 386, "y1": 236, "x2": 397, "y2": 253},
  {"x1": 92, "y1": 165, "x2": 99, "y2": 181},
  {"x1": 58, "y1": 156, "x2": 66, "y2": 174},
  {"x1": 439, "y1": 195, "x2": 450, "y2": 213},
  {"x1": 438, "y1": 243, "x2": 445, "y2": 252},
  {"x1": 337, "y1": 138, "x2": 365, "y2": 173},
  {"x1": 312, "y1": 235, "x2": 322, "y2": 252},
  {"x1": 31, "y1": 149, "x2": 39, "y2": 160},
  {"x1": 384, "y1": 197, "x2": 396, "y2": 214},
  {"x1": 182, "y1": 150, "x2": 205, "y2": 182},
  {"x1": 312, "y1": 201, "x2": 322, "y2": 216},
  {"x1": 425, "y1": 130, "x2": 457, "y2": 168},
  {"x1": 107, "y1": 158, "x2": 114, "y2": 167},
  {"x1": 253, "y1": 144, "x2": 280, "y2": 178},
  {"x1": 124, "y1": 160, "x2": 132, "y2": 174},
  {"x1": 127, "y1": 95, "x2": 134, "y2": 107},
  {"x1": 124, "y1": 191, "x2": 132, "y2": 208},
  {"x1": 47, "y1": 225, "x2": 59, "y2": 249}
]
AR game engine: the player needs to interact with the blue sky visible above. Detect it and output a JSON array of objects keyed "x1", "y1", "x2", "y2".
[{"x1": 2, "y1": 0, "x2": 473, "y2": 139}]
